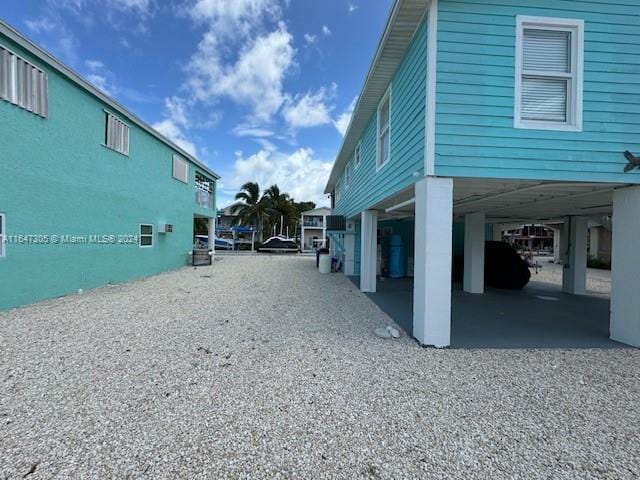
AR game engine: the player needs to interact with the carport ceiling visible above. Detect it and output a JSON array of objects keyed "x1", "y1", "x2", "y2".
[
  {"x1": 453, "y1": 178, "x2": 626, "y2": 221},
  {"x1": 373, "y1": 179, "x2": 630, "y2": 223}
]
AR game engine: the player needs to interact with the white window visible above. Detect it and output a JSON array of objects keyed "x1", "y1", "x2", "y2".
[
  {"x1": 0, "y1": 213, "x2": 5, "y2": 258},
  {"x1": 105, "y1": 112, "x2": 130, "y2": 155},
  {"x1": 377, "y1": 86, "x2": 391, "y2": 170},
  {"x1": 335, "y1": 180, "x2": 342, "y2": 204},
  {"x1": 172, "y1": 154, "x2": 188, "y2": 183},
  {"x1": 139, "y1": 224, "x2": 153, "y2": 248},
  {"x1": 0, "y1": 44, "x2": 48, "y2": 118},
  {"x1": 345, "y1": 162, "x2": 351, "y2": 187},
  {"x1": 354, "y1": 142, "x2": 361, "y2": 167},
  {"x1": 515, "y1": 16, "x2": 584, "y2": 131}
]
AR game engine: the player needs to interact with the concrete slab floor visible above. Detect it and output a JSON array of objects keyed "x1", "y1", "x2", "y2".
[{"x1": 349, "y1": 276, "x2": 626, "y2": 349}]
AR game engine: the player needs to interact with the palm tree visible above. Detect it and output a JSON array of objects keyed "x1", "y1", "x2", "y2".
[
  {"x1": 264, "y1": 185, "x2": 296, "y2": 236},
  {"x1": 233, "y1": 182, "x2": 268, "y2": 240}
]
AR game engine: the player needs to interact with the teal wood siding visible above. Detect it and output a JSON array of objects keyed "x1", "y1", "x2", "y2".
[
  {"x1": 0, "y1": 35, "x2": 216, "y2": 310},
  {"x1": 334, "y1": 16, "x2": 427, "y2": 219},
  {"x1": 435, "y1": 0, "x2": 640, "y2": 183}
]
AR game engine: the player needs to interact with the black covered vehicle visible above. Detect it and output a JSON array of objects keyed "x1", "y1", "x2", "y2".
[
  {"x1": 453, "y1": 241, "x2": 531, "y2": 289},
  {"x1": 257, "y1": 236, "x2": 300, "y2": 253}
]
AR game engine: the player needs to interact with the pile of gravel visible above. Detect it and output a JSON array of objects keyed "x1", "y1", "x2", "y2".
[{"x1": 1, "y1": 255, "x2": 638, "y2": 479}]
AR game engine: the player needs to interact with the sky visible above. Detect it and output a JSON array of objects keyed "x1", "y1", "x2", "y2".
[{"x1": 3, "y1": 0, "x2": 393, "y2": 207}]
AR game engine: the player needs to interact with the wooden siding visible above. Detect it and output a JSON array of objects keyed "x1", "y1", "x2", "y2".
[
  {"x1": 334, "y1": 16, "x2": 427, "y2": 219},
  {"x1": 435, "y1": 0, "x2": 640, "y2": 183}
]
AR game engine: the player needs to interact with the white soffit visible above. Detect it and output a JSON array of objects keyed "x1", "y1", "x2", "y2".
[{"x1": 324, "y1": 0, "x2": 430, "y2": 193}]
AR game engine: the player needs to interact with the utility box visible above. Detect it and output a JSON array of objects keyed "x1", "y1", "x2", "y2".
[{"x1": 158, "y1": 223, "x2": 174, "y2": 233}]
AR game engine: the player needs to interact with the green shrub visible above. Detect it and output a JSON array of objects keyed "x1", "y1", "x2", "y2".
[{"x1": 587, "y1": 256, "x2": 611, "y2": 270}]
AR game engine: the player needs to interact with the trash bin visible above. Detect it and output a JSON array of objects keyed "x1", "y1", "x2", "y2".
[
  {"x1": 319, "y1": 254, "x2": 332, "y2": 274},
  {"x1": 316, "y1": 248, "x2": 330, "y2": 268}
]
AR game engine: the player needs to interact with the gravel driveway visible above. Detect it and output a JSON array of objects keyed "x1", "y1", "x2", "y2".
[{"x1": 1, "y1": 255, "x2": 639, "y2": 479}]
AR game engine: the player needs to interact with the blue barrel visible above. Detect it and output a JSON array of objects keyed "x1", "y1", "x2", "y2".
[{"x1": 389, "y1": 235, "x2": 406, "y2": 278}]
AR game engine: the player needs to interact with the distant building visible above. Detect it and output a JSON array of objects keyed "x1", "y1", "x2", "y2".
[{"x1": 300, "y1": 207, "x2": 331, "y2": 252}]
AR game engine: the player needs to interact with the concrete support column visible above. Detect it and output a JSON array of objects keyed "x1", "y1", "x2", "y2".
[
  {"x1": 562, "y1": 216, "x2": 588, "y2": 295},
  {"x1": 610, "y1": 186, "x2": 640, "y2": 347},
  {"x1": 492, "y1": 224, "x2": 503, "y2": 242},
  {"x1": 413, "y1": 177, "x2": 453, "y2": 348},
  {"x1": 463, "y1": 212, "x2": 486, "y2": 294},
  {"x1": 553, "y1": 227, "x2": 561, "y2": 263},
  {"x1": 360, "y1": 210, "x2": 378, "y2": 293},
  {"x1": 343, "y1": 234, "x2": 356, "y2": 276},
  {"x1": 207, "y1": 217, "x2": 215, "y2": 252},
  {"x1": 589, "y1": 227, "x2": 599, "y2": 260}
]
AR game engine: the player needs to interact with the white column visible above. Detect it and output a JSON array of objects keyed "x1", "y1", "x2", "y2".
[
  {"x1": 562, "y1": 216, "x2": 588, "y2": 295},
  {"x1": 413, "y1": 177, "x2": 453, "y2": 348},
  {"x1": 360, "y1": 210, "x2": 378, "y2": 293},
  {"x1": 553, "y1": 227, "x2": 561, "y2": 263},
  {"x1": 589, "y1": 227, "x2": 599, "y2": 260},
  {"x1": 610, "y1": 186, "x2": 640, "y2": 347},
  {"x1": 492, "y1": 224, "x2": 503, "y2": 242},
  {"x1": 343, "y1": 234, "x2": 356, "y2": 276},
  {"x1": 207, "y1": 217, "x2": 215, "y2": 251},
  {"x1": 463, "y1": 212, "x2": 486, "y2": 294}
]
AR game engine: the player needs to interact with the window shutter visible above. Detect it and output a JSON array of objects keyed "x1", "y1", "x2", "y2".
[
  {"x1": 521, "y1": 77, "x2": 567, "y2": 122},
  {"x1": 523, "y1": 29, "x2": 570, "y2": 73},
  {"x1": 172, "y1": 155, "x2": 188, "y2": 183}
]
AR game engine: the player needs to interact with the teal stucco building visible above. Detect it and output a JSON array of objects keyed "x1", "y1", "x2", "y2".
[
  {"x1": 0, "y1": 21, "x2": 219, "y2": 310},
  {"x1": 325, "y1": 0, "x2": 640, "y2": 348}
]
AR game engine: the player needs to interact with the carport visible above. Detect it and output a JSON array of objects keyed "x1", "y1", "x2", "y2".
[{"x1": 352, "y1": 178, "x2": 639, "y2": 348}]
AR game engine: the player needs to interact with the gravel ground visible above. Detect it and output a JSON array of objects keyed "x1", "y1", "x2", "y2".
[
  {"x1": 529, "y1": 256, "x2": 611, "y2": 298},
  {"x1": 1, "y1": 255, "x2": 638, "y2": 479}
]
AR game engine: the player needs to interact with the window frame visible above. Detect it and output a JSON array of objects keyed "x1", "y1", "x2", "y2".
[
  {"x1": 0, "y1": 213, "x2": 5, "y2": 258},
  {"x1": 104, "y1": 111, "x2": 131, "y2": 156},
  {"x1": 514, "y1": 16, "x2": 584, "y2": 132},
  {"x1": 354, "y1": 141, "x2": 362, "y2": 168},
  {"x1": 376, "y1": 85, "x2": 392, "y2": 171},
  {"x1": 139, "y1": 223, "x2": 154, "y2": 248},
  {"x1": 335, "y1": 179, "x2": 342, "y2": 204}
]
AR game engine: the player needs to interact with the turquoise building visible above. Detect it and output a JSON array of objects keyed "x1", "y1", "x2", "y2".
[
  {"x1": 0, "y1": 21, "x2": 219, "y2": 310},
  {"x1": 325, "y1": 0, "x2": 640, "y2": 347}
]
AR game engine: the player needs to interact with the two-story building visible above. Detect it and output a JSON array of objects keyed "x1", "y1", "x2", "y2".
[
  {"x1": 325, "y1": 0, "x2": 640, "y2": 347},
  {"x1": 300, "y1": 207, "x2": 330, "y2": 253},
  {"x1": 0, "y1": 21, "x2": 219, "y2": 310}
]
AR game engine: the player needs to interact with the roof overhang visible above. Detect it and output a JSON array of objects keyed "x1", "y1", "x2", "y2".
[
  {"x1": 0, "y1": 20, "x2": 220, "y2": 180},
  {"x1": 324, "y1": 0, "x2": 430, "y2": 194}
]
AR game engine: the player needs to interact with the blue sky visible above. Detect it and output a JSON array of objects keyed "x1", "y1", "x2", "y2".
[{"x1": 4, "y1": 0, "x2": 392, "y2": 207}]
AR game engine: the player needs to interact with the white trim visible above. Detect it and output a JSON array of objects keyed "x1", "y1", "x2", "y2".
[
  {"x1": 354, "y1": 141, "x2": 362, "y2": 168},
  {"x1": 139, "y1": 223, "x2": 154, "y2": 248},
  {"x1": 514, "y1": 15, "x2": 584, "y2": 132},
  {"x1": 0, "y1": 213, "x2": 5, "y2": 258},
  {"x1": 105, "y1": 111, "x2": 130, "y2": 156},
  {"x1": 425, "y1": 0, "x2": 438, "y2": 176},
  {"x1": 376, "y1": 84, "x2": 392, "y2": 172}
]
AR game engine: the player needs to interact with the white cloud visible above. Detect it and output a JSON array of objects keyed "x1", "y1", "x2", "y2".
[
  {"x1": 152, "y1": 119, "x2": 198, "y2": 157},
  {"x1": 322, "y1": 25, "x2": 331, "y2": 36},
  {"x1": 304, "y1": 33, "x2": 317, "y2": 44},
  {"x1": 164, "y1": 96, "x2": 190, "y2": 129},
  {"x1": 25, "y1": 17, "x2": 56, "y2": 33},
  {"x1": 348, "y1": 3, "x2": 358, "y2": 14},
  {"x1": 282, "y1": 84, "x2": 336, "y2": 129},
  {"x1": 187, "y1": 22, "x2": 295, "y2": 123},
  {"x1": 333, "y1": 96, "x2": 358, "y2": 136},
  {"x1": 231, "y1": 148, "x2": 332, "y2": 206},
  {"x1": 233, "y1": 124, "x2": 275, "y2": 138}
]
